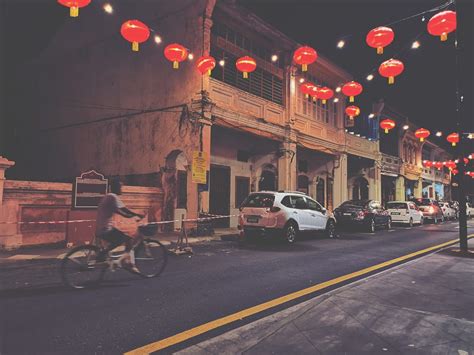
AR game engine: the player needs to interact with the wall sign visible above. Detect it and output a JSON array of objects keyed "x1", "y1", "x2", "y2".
[
  {"x1": 73, "y1": 170, "x2": 108, "y2": 208},
  {"x1": 192, "y1": 151, "x2": 208, "y2": 184}
]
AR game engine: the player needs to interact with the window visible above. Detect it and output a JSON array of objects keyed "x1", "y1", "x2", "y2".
[
  {"x1": 316, "y1": 178, "x2": 325, "y2": 207},
  {"x1": 307, "y1": 198, "x2": 322, "y2": 212},
  {"x1": 241, "y1": 193, "x2": 275, "y2": 208},
  {"x1": 177, "y1": 170, "x2": 187, "y2": 209},
  {"x1": 297, "y1": 175, "x2": 309, "y2": 195},
  {"x1": 293, "y1": 196, "x2": 308, "y2": 209},
  {"x1": 235, "y1": 176, "x2": 250, "y2": 208},
  {"x1": 281, "y1": 196, "x2": 293, "y2": 208}
]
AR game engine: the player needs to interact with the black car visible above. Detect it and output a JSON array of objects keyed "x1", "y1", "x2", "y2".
[{"x1": 334, "y1": 200, "x2": 391, "y2": 233}]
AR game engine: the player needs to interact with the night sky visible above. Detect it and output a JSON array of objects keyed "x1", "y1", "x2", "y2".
[{"x1": 1, "y1": 0, "x2": 472, "y2": 155}]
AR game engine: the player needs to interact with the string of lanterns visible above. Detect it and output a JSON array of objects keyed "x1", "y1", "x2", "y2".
[{"x1": 56, "y1": 1, "x2": 462, "y2": 147}]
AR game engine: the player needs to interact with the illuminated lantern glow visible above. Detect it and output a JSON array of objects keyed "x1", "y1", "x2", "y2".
[
  {"x1": 452, "y1": 169, "x2": 458, "y2": 175},
  {"x1": 120, "y1": 20, "x2": 150, "y2": 52},
  {"x1": 434, "y1": 161, "x2": 444, "y2": 170},
  {"x1": 466, "y1": 171, "x2": 474, "y2": 178},
  {"x1": 293, "y1": 46, "x2": 317, "y2": 72},
  {"x1": 309, "y1": 86, "x2": 319, "y2": 102},
  {"x1": 415, "y1": 128, "x2": 430, "y2": 142},
  {"x1": 236, "y1": 56, "x2": 257, "y2": 78},
  {"x1": 379, "y1": 59, "x2": 404, "y2": 84},
  {"x1": 196, "y1": 55, "x2": 216, "y2": 75},
  {"x1": 164, "y1": 43, "x2": 188, "y2": 69},
  {"x1": 427, "y1": 11, "x2": 457, "y2": 42},
  {"x1": 380, "y1": 118, "x2": 396, "y2": 134},
  {"x1": 366, "y1": 26, "x2": 394, "y2": 54},
  {"x1": 342, "y1": 81, "x2": 363, "y2": 103},
  {"x1": 316, "y1": 87, "x2": 334, "y2": 104},
  {"x1": 445, "y1": 160, "x2": 456, "y2": 170},
  {"x1": 300, "y1": 82, "x2": 316, "y2": 99},
  {"x1": 345, "y1": 105, "x2": 360, "y2": 119},
  {"x1": 423, "y1": 160, "x2": 433, "y2": 168},
  {"x1": 446, "y1": 132, "x2": 459, "y2": 146},
  {"x1": 58, "y1": 0, "x2": 91, "y2": 17}
]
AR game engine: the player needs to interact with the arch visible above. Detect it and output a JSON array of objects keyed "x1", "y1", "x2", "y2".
[
  {"x1": 352, "y1": 176, "x2": 369, "y2": 200},
  {"x1": 297, "y1": 174, "x2": 309, "y2": 195},
  {"x1": 316, "y1": 177, "x2": 325, "y2": 206},
  {"x1": 259, "y1": 164, "x2": 277, "y2": 191}
]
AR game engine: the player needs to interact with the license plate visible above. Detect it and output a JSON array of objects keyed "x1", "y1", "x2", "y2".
[
  {"x1": 343, "y1": 213, "x2": 352, "y2": 216},
  {"x1": 247, "y1": 217, "x2": 259, "y2": 223},
  {"x1": 391, "y1": 212, "x2": 401, "y2": 215}
]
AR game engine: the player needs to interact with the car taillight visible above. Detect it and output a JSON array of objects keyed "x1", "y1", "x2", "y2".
[
  {"x1": 429, "y1": 206, "x2": 435, "y2": 213},
  {"x1": 356, "y1": 210, "x2": 367, "y2": 219},
  {"x1": 270, "y1": 206, "x2": 281, "y2": 213}
]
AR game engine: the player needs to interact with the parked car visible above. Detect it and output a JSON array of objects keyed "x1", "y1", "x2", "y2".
[
  {"x1": 449, "y1": 201, "x2": 459, "y2": 219},
  {"x1": 440, "y1": 202, "x2": 457, "y2": 220},
  {"x1": 411, "y1": 198, "x2": 444, "y2": 223},
  {"x1": 238, "y1": 191, "x2": 337, "y2": 243},
  {"x1": 467, "y1": 203, "x2": 474, "y2": 218},
  {"x1": 333, "y1": 200, "x2": 391, "y2": 233},
  {"x1": 386, "y1": 201, "x2": 424, "y2": 226}
]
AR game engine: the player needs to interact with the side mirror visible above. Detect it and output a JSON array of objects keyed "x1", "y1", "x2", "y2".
[{"x1": 321, "y1": 207, "x2": 327, "y2": 214}]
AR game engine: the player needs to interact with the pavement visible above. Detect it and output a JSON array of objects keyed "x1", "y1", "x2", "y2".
[{"x1": 178, "y1": 240, "x2": 474, "y2": 355}]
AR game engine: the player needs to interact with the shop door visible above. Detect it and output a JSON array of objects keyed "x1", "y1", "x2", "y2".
[{"x1": 209, "y1": 165, "x2": 231, "y2": 227}]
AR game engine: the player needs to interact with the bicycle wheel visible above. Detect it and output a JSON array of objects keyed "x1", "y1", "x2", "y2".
[
  {"x1": 133, "y1": 239, "x2": 168, "y2": 278},
  {"x1": 60, "y1": 245, "x2": 106, "y2": 289}
]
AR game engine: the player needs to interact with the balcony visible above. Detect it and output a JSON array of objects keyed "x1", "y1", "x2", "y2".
[{"x1": 381, "y1": 153, "x2": 401, "y2": 176}]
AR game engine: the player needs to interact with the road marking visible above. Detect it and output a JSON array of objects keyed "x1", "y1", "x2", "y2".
[
  {"x1": 126, "y1": 234, "x2": 474, "y2": 355},
  {"x1": 6, "y1": 254, "x2": 40, "y2": 260}
]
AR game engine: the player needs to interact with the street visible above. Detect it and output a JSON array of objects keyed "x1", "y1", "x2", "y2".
[{"x1": 1, "y1": 220, "x2": 472, "y2": 354}]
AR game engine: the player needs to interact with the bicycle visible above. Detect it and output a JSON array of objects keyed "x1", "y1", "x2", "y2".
[{"x1": 60, "y1": 223, "x2": 168, "y2": 289}]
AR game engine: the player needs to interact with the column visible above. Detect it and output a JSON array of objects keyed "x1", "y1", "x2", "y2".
[
  {"x1": 277, "y1": 140, "x2": 297, "y2": 191},
  {"x1": 333, "y1": 154, "x2": 348, "y2": 207},
  {"x1": 414, "y1": 177, "x2": 423, "y2": 199},
  {"x1": 0, "y1": 156, "x2": 15, "y2": 206},
  {"x1": 395, "y1": 176, "x2": 405, "y2": 201}
]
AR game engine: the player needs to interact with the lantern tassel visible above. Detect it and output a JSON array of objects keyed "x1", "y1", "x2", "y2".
[
  {"x1": 173, "y1": 61, "x2": 179, "y2": 69},
  {"x1": 349, "y1": 116, "x2": 353, "y2": 120},
  {"x1": 452, "y1": 142, "x2": 456, "y2": 146},
  {"x1": 385, "y1": 128, "x2": 388, "y2": 134},
  {"x1": 377, "y1": 47, "x2": 383, "y2": 55},
  {"x1": 388, "y1": 76, "x2": 394, "y2": 84},
  {"x1": 441, "y1": 33, "x2": 447, "y2": 41},
  {"x1": 420, "y1": 138, "x2": 424, "y2": 142},
  {"x1": 349, "y1": 96, "x2": 354, "y2": 103},
  {"x1": 208, "y1": 69, "x2": 212, "y2": 76},
  {"x1": 322, "y1": 99, "x2": 326, "y2": 105},
  {"x1": 243, "y1": 72, "x2": 248, "y2": 79},
  {"x1": 302, "y1": 64, "x2": 308, "y2": 72},
  {"x1": 132, "y1": 42, "x2": 139, "y2": 52},
  {"x1": 70, "y1": 6, "x2": 79, "y2": 17}
]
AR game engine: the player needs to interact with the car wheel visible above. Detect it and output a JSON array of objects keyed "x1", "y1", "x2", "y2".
[
  {"x1": 386, "y1": 218, "x2": 392, "y2": 230},
  {"x1": 409, "y1": 218, "x2": 413, "y2": 227},
  {"x1": 367, "y1": 219, "x2": 375, "y2": 233},
  {"x1": 325, "y1": 220, "x2": 336, "y2": 238},
  {"x1": 284, "y1": 222, "x2": 297, "y2": 244}
]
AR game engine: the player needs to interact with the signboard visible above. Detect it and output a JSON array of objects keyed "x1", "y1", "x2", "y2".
[
  {"x1": 192, "y1": 151, "x2": 208, "y2": 184},
  {"x1": 73, "y1": 170, "x2": 108, "y2": 209}
]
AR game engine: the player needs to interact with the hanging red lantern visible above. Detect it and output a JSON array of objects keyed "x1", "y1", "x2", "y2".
[
  {"x1": 466, "y1": 171, "x2": 474, "y2": 178},
  {"x1": 236, "y1": 56, "x2": 257, "y2": 78},
  {"x1": 164, "y1": 43, "x2": 188, "y2": 69},
  {"x1": 345, "y1": 105, "x2": 360, "y2": 119},
  {"x1": 446, "y1": 132, "x2": 459, "y2": 146},
  {"x1": 427, "y1": 11, "x2": 457, "y2": 42},
  {"x1": 300, "y1": 82, "x2": 316, "y2": 99},
  {"x1": 379, "y1": 59, "x2": 404, "y2": 84},
  {"x1": 366, "y1": 26, "x2": 394, "y2": 54},
  {"x1": 452, "y1": 169, "x2": 458, "y2": 175},
  {"x1": 196, "y1": 55, "x2": 216, "y2": 75},
  {"x1": 423, "y1": 160, "x2": 433, "y2": 168},
  {"x1": 293, "y1": 46, "x2": 317, "y2": 72},
  {"x1": 415, "y1": 128, "x2": 430, "y2": 142},
  {"x1": 380, "y1": 119, "x2": 396, "y2": 134},
  {"x1": 120, "y1": 20, "x2": 150, "y2": 52},
  {"x1": 342, "y1": 81, "x2": 363, "y2": 103},
  {"x1": 315, "y1": 87, "x2": 334, "y2": 104},
  {"x1": 434, "y1": 161, "x2": 444, "y2": 170},
  {"x1": 58, "y1": 0, "x2": 91, "y2": 17},
  {"x1": 445, "y1": 160, "x2": 456, "y2": 170}
]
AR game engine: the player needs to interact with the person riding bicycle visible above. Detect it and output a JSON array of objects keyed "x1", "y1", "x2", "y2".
[{"x1": 96, "y1": 178, "x2": 144, "y2": 272}]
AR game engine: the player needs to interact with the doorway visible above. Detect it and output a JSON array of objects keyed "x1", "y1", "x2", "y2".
[{"x1": 209, "y1": 164, "x2": 231, "y2": 227}]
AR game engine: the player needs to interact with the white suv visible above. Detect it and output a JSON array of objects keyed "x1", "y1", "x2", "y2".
[{"x1": 238, "y1": 191, "x2": 337, "y2": 243}]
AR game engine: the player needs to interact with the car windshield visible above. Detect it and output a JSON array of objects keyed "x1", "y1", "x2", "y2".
[
  {"x1": 241, "y1": 193, "x2": 275, "y2": 208},
  {"x1": 386, "y1": 202, "x2": 407, "y2": 209},
  {"x1": 339, "y1": 200, "x2": 368, "y2": 208},
  {"x1": 412, "y1": 198, "x2": 432, "y2": 206}
]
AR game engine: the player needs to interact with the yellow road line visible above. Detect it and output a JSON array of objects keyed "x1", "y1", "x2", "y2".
[{"x1": 126, "y1": 234, "x2": 474, "y2": 355}]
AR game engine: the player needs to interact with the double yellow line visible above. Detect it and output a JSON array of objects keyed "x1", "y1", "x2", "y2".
[{"x1": 126, "y1": 234, "x2": 474, "y2": 354}]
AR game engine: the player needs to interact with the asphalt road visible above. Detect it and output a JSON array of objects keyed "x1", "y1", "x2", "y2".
[{"x1": 1, "y1": 219, "x2": 472, "y2": 355}]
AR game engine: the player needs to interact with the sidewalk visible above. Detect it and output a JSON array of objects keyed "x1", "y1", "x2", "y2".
[
  {"x1": 0, "y1": 227, "x2": 239, "y2": 263},
  {"x1": 179, "y1": 240, "x2": 474, "y2": 354}
]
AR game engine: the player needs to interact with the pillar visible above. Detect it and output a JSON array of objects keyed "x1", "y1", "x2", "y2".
[
  {"x1": 395, "y1": 176, "x2": 405, "y2": 201},
  {"x1": 0, "y1": 156, "x2": 15, "y2": 206},
  {"x1": 414, "y1": 177, "x2": 423, "y2": 199},
  {"x1": 277, "y1": 140, "x2": 297, "y2": 191},
  {"x1": 333, "y1": 154, "x2": 348, "y2": 208},
  {"x1": 368, "y1": 162, "x2": 382, "y2": 201}
]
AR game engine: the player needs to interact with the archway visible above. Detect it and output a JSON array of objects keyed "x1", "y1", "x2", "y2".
[
  {"x1": 352, "y1": 177, "x2": 369, "y2": 200},
  {"x1": 297, "y1": 175, "x2": 309, "y2": 195},
  {"x1": 316, "y1": 178, "x2": 325, "y2": 206},
  {"x1": 259, "y1": 164, "x2": 277, "y2": 191}
]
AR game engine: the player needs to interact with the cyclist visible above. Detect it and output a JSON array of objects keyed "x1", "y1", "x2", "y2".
[{"x1": 96, "y1": 177, "x2": 144, "y2": 272}]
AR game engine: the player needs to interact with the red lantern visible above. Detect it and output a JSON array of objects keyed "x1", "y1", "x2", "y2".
[
  {"x1": 466, "y1": 171, "x2": 474, "y2": 178},
  {"x1": 366, "y1": 26, "x2": 394, "y2": 54},
  {"x1": 236, "y1": 56, "x2": 257, "y2": 78},
  {"x1": 446, "y1": 132, "x2": 459, "y2": 146},
  {"x1": 415, "y1": 128, "x2": 430, "y2": 142},
  {"x1": 316, "y1": 87, "x2": 334, "y2": 104},
  {"x1": 164, "y1": 43, "x2": 188, "y2": 69},
  {"x1": 380, "y1": 119, "x2": 396, "y2": 134},
  {"x1": 423, "y1": 160, "x2": 433, "y2": 168},
  {"x1": 196, "y1": 55, "x2": 216, "y2": 75},
  {"x1": 293, "y1": 46, "x2": 317, "y2": 72},
  {"x1": 434, "y1": 161, "x2": 444, "y2": 170},
  {"x1": 58, "y1": 0, "x2": 91, "y2": 17},
  {"x1": 445, "y1": 160, "x2": 456, "y2": 170},
  {"x1": 428, "y1": 11, "x2": 457, "y2": 42},
  {"x1": 452, "y1": 169, "x2": 458, "y2": 175},
  {"x1": 120, "y1": 20, "x2": 150, "y2": 52},
  {"x1": 300, "y1": 82, "x2": 316, "y2": 99},
  {"x1": 342, "y1": 81, "x2": 363, "y2": 103},
  {"x1": 379, "y1": 59, "x2": 404, "y2": 84},
  {"x1": 345, "y1": 105, "x2": 360, "y2": 119}
]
